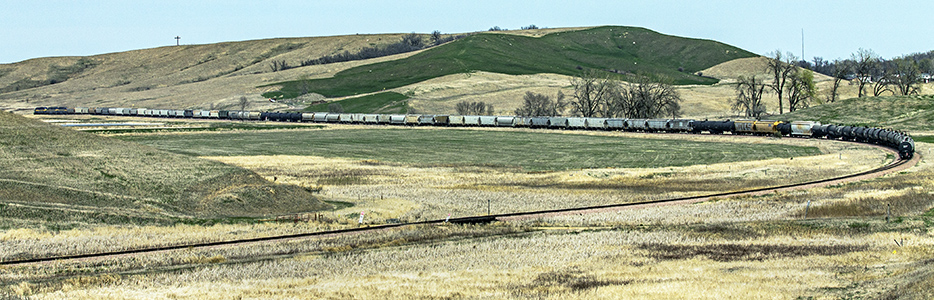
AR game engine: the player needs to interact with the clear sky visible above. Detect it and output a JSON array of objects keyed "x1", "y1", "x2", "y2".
[{"x1": 2, "y1": 0, "x2": 932, "y2": 64}]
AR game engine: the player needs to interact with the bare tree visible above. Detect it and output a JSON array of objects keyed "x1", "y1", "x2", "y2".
[
  {"x1": 514, "y1": 91, "x2": 566, "y2": 116},
  {"x1": 826, "y1": 59, "x2": 850, "y2": 103},
  {"x1": 570, "y1": 69, "x2": 614, "y2": 117},
  {"x1": 890, "y1": 58, "x2": 922, "y2": 95},
  {"x1": 430, "y1": 30, "x2": 443, "y2": 45},
  {"x1": 766, "y1": 50, "x2": 798, "y2": 114},
  {"x1": 613, "y1": 75, "x2": 682, "y2": 118},
  {"x1": 786, "y1": 69, "x2": 817, "y2": 112},
  {"x1": 269, "y1": 60, "x2": 290, "y2": 72},
  {"x1": 852, "y1": 48, "x2": 880, "y2": 97},
  {"x1": 238, "y1": 96, "x2": 250, "y2": 111},
  {"x1": 732, "y1": 75, "x2": 768, "y2": 118},
  {"x1": 455, "y1": 101, "x2": 494, "y2": 115}
]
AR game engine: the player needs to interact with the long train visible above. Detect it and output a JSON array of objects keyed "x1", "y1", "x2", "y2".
[{"x1": 34, "y1": 106, "x2": 915, "y2": 160}]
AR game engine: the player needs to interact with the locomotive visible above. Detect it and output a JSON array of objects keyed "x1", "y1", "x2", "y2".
[{"x1": 35, "y1": 107, "x2": 915, "y2": 160}]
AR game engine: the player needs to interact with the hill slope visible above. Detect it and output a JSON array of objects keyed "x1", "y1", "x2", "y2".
[
  {"x1": 0, "y1": 111, "x2": 330, "y2": 228},
  {"x1": 777, "y1": 94, "x2": 934, "y2": 132},
  {"x1": 264, "y1": 26, "x2": 757, "y2": 99},
  {"x1": 0, "y1": 33, "x2": 426, "y2": 113}
]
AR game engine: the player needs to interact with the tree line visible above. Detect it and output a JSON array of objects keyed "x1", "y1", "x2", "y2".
[
  {"x1": 733, "y1": 48, "x2": 929, "y2": 119},
  {"x1": 505, "y1": 69, "x2": 683, "y2": 119},
  {"x1": 802, "y1": 49, "x2": 930, "y2": 99}
]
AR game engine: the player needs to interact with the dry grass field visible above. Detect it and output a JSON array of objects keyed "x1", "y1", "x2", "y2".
[
  {"x1": 3, "y1": 144, "x2": 931, "y2": 299},
  {"x1": 3, "y1": 27, "x2": 934, "y2": 299},
  {"x1": 4, "y1": 124, "x2": 929, "y2": 299}
]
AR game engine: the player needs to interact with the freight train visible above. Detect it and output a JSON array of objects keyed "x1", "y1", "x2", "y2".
[{"x1": 34, "y1": 106, "x2": 915, "y2": 160}]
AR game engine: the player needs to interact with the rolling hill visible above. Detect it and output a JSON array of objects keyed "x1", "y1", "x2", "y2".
[
  {"x1": 263, "y1": 26, "x2": 757, "y2": 99},
  {"x1": 1, "y1": 26, "x2": 757, "y2": 116},
  {"x1": 0, "y1": 111, "x2": 331, "y2": 229},
  {"x1": 777, "y1": 94, "x2": 934, "y2": 132}
]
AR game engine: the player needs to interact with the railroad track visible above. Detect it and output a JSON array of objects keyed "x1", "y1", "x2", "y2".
[{"x1": 1, "y1": 147, "x2": 919, "y2": 267}]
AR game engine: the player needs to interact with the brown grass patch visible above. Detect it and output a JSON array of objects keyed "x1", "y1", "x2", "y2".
[{"x1": 640, "y1": 243, "x2": 867, "y2": 262}]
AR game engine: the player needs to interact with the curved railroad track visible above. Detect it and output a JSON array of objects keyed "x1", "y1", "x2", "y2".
[{"x1": 1, "y1": 143, "x2": 920, "y2": 267}]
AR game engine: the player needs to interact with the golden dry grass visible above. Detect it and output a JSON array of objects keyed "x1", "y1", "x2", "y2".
[{"x1": 3, "y1": 142, "x2": 930, "y2": 299}]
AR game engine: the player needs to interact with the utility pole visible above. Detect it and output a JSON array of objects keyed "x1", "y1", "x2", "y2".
[{"x1": 175, "y1": 36, "x2": 181, "y2": 46}]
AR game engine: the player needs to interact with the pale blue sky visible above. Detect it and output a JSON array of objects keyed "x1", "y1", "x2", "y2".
[{"x1": 2, "y1": 0, "x2": 932, "y2": 64}]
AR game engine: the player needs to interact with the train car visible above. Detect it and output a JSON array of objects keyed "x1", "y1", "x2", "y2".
[
  {"x1": 417, "y1": 115, "x2": 436, "y2": 126},
  {"x1": 404, "y1": 115, "x2": 420, "y2": 125},
  {"x1": 624, "y1": 119, "x2": 648, "y2": 131},
  {"x1": 789, "y1": 121, "x2": 820, "y2": 136},
  {"x1": 388, "y1": 114, "x2": 406, "y2": 125},
  {"x1": 646, "y1": 119, "x2": 669, "y2": 132},
  {"x1": 513, "y1": 117, "x2": 532, "y2": 127},
  {"x1": 326, "y1": 113, "x2": 341, "y2": 123},
  {"x1": 548, "y1": 117, "x2": 568, "y2": 129},
  {"x1": 462, "y1": 116, "x2": 481, "y2": 126},
  {"x1": 495, "y1": 116, "x2": 515, "y2": 127},
  {"x1": 301, "y1": 113, "x2": 315, "y2": 122},
  {"x1": 567, "y1": 117, "x2": 586, "y2": 129},
  {"x1": 733, "y1": 120, "x2": 756, "y2": 134},
  {"x1": 606, "y1": 118, "x2": 626, "y2": 130},
  {"x1": 433, "y1": 115, "x2": 450, "y2": 126},
  {"x1": 530, "y1": 117, "x2": 550, "y2": 128},
  {"x1": 900, "y1": 137, "x2": 915, "y2": 159},
  {"x1": 363, "y1": 114, "x2": 380, "y2": 123},
  {"x1": 692, "y1": 120, "x2": 734, "y2": 134},
  {"x1": 479, "y1": 116, "x2": 496, "y2": 127},
  {"x1": 75, "y1": 107, "x2": 90, "y2": 114},
  {"x1": 448, "y1": 115, "x2": 464, "y2": 126},
  {"x1": 585, "y1": 118, "x2": 608, "y2": 130},
  {"x1": 312, "y1": 113, "x2": 328, "y2": 122},
  {"x1": 339, "y1": 114, "x2": 353, "y2": 123},
  {"x1": 754, "y1": 120, "x2": 783, "y2": 135},
  {"x1": 667, "y1": 119, "x2": 693, "y2": 132}
]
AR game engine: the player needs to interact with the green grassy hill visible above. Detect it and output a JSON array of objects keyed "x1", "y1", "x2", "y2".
[
  {"x1": 777, "y1": 95, "x2": 934, "y2": 132},
  {"x1": 0, "y1": 111, "x2": 331, "y2": 229},
  {"x1": 263, "y1": 26, "x2": 757, "y2": 99}
]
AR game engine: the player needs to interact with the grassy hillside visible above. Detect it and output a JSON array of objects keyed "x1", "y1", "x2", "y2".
[
  {"x1": 777, "y1": 94, "x2": 934, "y2": 132},
  {"x1": 0, "y1": 111, "x2": 331, "y2": 229},
  {"x1": 303, "y1": 91, "x2": 410, "y2": 113},
  {"x1": 0, "y1": 33, "x2": 427, "y2": 113},
  {"x1": 263, "y1": 26, "x2": 757, "y2": 99}
]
